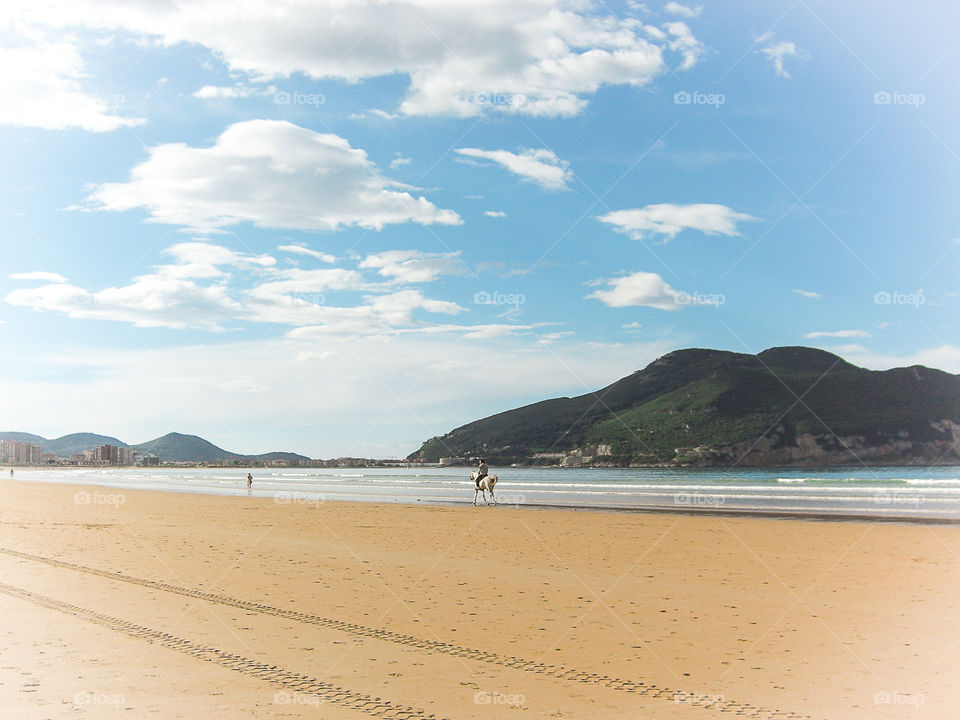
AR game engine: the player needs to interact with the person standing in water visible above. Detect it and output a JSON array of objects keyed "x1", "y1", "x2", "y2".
[{"x1": 246, "y1": 473, "x2": 253, "y2": 489}]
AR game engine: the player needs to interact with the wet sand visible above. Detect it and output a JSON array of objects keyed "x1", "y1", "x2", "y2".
[{"x1": 0, "y1": 479, "x2": 957, "y2": 719}]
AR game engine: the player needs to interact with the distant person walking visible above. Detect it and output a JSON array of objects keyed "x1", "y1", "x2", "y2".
[
  {"x1": 474, "y1": 459, "x2": 488, "y2": 489},
  {"x1": 246, "y1": 473, "x2": 253, "y2": 489}
]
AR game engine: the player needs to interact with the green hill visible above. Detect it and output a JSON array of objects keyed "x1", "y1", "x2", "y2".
[
  {"x1": 408, "y1": 347, "x2": 960, "y2": 467},
  {"x1": 136, "y1": 432, "x2": 240, "y2": 462},
  {"x1": 46, "y1": 433, "x2": 127, "y2": 457}
]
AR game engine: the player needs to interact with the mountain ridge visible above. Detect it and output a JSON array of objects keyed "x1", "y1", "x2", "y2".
[
  {"x1": 0, "y1": 430, "x2": 310, "y2": 463},
  {"x1": 408, "y1": 346, "x2": 960, "y2": 467}
]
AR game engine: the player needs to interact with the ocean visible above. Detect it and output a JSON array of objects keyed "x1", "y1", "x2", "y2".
[{"x1": 12, "y1": 465, "x2": 960, "y2": 521}]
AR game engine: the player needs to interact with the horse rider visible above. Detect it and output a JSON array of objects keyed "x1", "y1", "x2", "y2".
[{"x1": 475, "y1": 458, "x2": 488, "y2": 489}]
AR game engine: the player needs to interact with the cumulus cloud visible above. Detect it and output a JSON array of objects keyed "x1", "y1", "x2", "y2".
[
  {"x1": 804, "y1": 330, "x2": 872, "y2": 339},
  {"x1": 9, "y1": 271, "x2": 68, "y2": 282},
  {"x1": 192, "y1": 84, "x2": 269, "y2": 99},
  {"x1": 664, "y1": 3, "x2": 702, "y2": 18},
  {"x1": 6, "y1": 0, "x2": 703, "y2": 118},
  {"x1": 359, "y1": 250, "x2": 466, "y2": 284},
  {"x1": 757, "y1": 33, "x2": 802, "y2": 78},
  {"x1": 5, "y1": 241, "x2": 500, "y2": 338},
  {"x1": 663, "y1": 21, "x2": 704, "y2": 70},
  {"x1": 0, "y1": 37, "x2": 144, "y2": 131},
  {"x1": 597, "y1": 203, "x2": 757, "y2": 240},
  {"x1": 586, "y1": 270, "x2": 683, "y2": 310},
  {"x1": 85, "y1": 119, "x2": 462, "y2": 233},
  {"x1": 6, "y1": 277, "x2": 243, "y2": 330},
  {"x1": 456, "y1": 147, "x2": 572, "y2": 190},
  {"x1": 277, "y1": 245, "x2": 336, "y2": 263}
]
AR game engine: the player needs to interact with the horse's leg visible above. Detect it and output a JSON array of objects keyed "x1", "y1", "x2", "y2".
[
  {"x1": 473, "y1": 487, "x2": 479, "y2": 506},
  {"x1": 489, "y1": 486, "x2": 496, "y2": 505}
]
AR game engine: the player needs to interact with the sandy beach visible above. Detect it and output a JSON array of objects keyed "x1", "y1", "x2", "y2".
[{"x1": 0, "y1": 479, "x2": 957, "y2": 719}]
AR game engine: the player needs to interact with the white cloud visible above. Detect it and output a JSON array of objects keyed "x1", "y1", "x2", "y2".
[
  {"x1": 804, "y1": 330, "x2": 872, "y2": 339},
  {"x1": 663, "y1": 21, "x2": 704, "y2": 70},
  {"x1": 793, "y1": 289, "x2": 822, "y2": 299},
  {"x1": 7, "y1": 1, "x2": 702, "y2": 118},
  {"x1": 456, "y1": 147, "x2": 572, "y2": 190},
  {"x1": 390, "y1": 153, "x2": 412, "y2": 169},
  {"x1": 597, "y1": 203, "x2": 757, "y2": 240},
  {"x1": 758, "y1": 34, "x2": 802, "y2": 78},
  {"x1": 0, "y1": 37, "x2": 144, "y2": 131},
  {"x1": 85, "y1": 119, "x2": 462, "y2": 233},
  {"x1": 484, "y1": 210, "x2": 506, "y2": 218},
  {"x1": 536, "y1": 330, "x2": 575, "y2": 345},
  {"x1": 586, "y1": 270, "x2": 683, "y2": 310},
  {"x1": 5, "y1": 241, "x2": 510, "y2": 339},
  {"x1": 192, "y1": 84, "x2": 268, "y2": 99},
  {"x1": 664, "y1": 3, "x2": 702, "y2": 19},
  {"x1": 10, "y1": 271, "x2": 68, "y2": 282},
  {"x1": 277, "y1": 245, "x2": 335, "y2": 263},
  {"x1": 359, "y1": 250, "x2": 466, "y2": 284},
  {"x1": 6, "y1": 278, "x2": 243, "y2": 330}
]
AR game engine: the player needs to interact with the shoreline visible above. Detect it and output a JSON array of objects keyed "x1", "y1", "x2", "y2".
[{"x1": 10, "y1": 472, "x2": 960, "y2": 526}]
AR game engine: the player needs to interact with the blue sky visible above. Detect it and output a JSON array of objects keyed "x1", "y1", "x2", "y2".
[{"x1": 1, "y1": 0, "x2": 957, "y2": 457}]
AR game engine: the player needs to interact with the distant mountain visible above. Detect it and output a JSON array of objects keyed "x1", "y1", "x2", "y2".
[
  {"x1": 0, "y1": 432, "x2": 48, "y2": 446},
  {"x1": 46, "y1": 433, "x2": 127, "y2": 457},
  {"x1": 0, "y1": 432, "x2": 126, "y2": 456},
  {"x1": 136, "y1": 432, "x2": 240, "y2": 462},
  {"x1": 135, "y1": 432, "x2": 311, "y2": 463},
  {"x1": 408, "y1": 346, "x2": 960, "y2": 467},
  {"x1": 1, "y1": 430, "x2": 311, "y2": 463}
]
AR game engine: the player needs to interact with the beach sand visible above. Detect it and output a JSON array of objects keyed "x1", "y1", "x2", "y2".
[{"x1": 0, "y1": 479, "x2": 956, "y2": 719}]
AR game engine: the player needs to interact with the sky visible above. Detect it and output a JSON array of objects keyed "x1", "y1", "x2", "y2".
[{"x1": 1, "y1": 0, "x2": 958, "y2": 458}]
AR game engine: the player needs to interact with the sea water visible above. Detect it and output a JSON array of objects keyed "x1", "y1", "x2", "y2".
[{"x1": 11, "y1": 465, "x2": 960, "y2": 521}]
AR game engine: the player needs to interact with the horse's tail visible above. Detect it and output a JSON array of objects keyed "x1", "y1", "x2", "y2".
[{"x1": 489, "y1": 475, "x2": 498, "y2": 488}]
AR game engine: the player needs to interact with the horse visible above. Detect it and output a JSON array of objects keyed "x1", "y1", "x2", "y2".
[{"x1": 470, "y1": 471, "x2": 498, "y2": 506}]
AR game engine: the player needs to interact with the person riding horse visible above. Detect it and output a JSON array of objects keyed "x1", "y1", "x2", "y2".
[{"x1": 474, "y1": 459, "x2": 488, "y2": 489}]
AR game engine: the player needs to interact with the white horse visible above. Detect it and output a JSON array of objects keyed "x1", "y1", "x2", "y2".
[{"x1": 471, "y1": 471, "x2": 498, "y2": 506}]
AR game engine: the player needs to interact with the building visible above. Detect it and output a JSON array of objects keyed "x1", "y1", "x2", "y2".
[{"x1": 0, "y1": 439, "x2": 44, "y2": 465}]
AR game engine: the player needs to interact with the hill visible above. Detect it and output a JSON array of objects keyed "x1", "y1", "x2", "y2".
[
  {"x1": 408, "y1": 346, "x2": 960, "y2": 467},
  {"x1": 136, "y1": 432, "x2": 240, "y2": 463},
  {"x1": 46, "y1": 433, "x2": 127, "y2": 457},
  {"x1": 135, "y1": 433, "x2": 311, "y2": 463},
  {"x1": 0, "y1": 432, "x2": 126, "y2": 456},
  {"x1": 1, "y1": 430, "x2": 311, "y2": 463}
]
